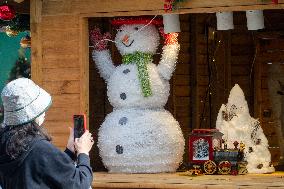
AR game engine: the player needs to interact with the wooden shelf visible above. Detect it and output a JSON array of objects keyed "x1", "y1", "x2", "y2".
[{"x1": 92, "y1": 171, "x2": 284, "y2": 189}]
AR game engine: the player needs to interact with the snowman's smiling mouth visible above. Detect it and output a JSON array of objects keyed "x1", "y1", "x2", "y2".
[{"x1": 122, "y1": 40, "x2": 134, "y2": 47}]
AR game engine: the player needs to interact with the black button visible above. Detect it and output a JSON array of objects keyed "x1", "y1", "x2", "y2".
[
  {"x1": 116, "y1": 145, "x2": 123, "y2": 154},
  {"x1": 120, "y1": 93, "x2": 126, "y2": 100},
  {"x1": 119, "y1": 117, "x2": 128, "y2": 125},
  {"x1": 123, "y1": 69, "x2": 130, "y2": 74}
]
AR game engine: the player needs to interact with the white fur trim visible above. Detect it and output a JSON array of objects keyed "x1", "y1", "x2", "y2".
[
  {"x1": 92, "y1": 50, "x2": 115, "y2": 81},
  {"x1": 98, "y1": 108, "x2": 185, "y2": 173},
  {"x1": 216, "y1": 84, "x2": 274, "y2": 173},
  {"x1": 114, "y1": 24, "x2": 160, "y2": 55},
  {"x1": 157, "y1": 44, "x2": 180, "y2": 80}
]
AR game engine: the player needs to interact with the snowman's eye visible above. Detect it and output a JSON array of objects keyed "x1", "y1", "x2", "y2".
[
  {"x1": 134, "y1": 27, "x2": 139, "y2": 31},
  {"x1": 117, "y1": 29, "x2": 122, "y2": 32}
]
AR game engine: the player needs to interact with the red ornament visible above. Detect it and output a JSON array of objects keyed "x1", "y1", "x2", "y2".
[
  {"x1": 272, "y1": 0, "x2": 278, "y2": 4},
  {"x1": 0, "y1": 4, "x2": 15, "y2": 20}
]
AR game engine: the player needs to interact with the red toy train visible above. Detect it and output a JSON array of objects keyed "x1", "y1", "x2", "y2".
[{"x1": 188, "y1": 129, "x2": 247, "y2": 175}]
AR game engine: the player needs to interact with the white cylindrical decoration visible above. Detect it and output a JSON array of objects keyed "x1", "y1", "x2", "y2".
[
  {"x1": 216, "y1": 12, "x2": 234, "y2": 30},
  {"x1": 163, "y1": 14, "x2": 181, "y2": 33},
  {"x1": 246, "y1": 10, "x2": 265, "y2": 30}
]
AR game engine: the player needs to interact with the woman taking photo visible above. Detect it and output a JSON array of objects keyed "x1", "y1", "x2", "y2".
[{"x1": 0, "y1": 78, "x2": 94, "y2": 189}]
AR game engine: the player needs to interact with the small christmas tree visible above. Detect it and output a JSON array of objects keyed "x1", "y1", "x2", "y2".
[
  {"x1": 8, "y1": 48, "x2": 31, "y2": 82},
  {"x1": 0, "y1": 48, "x2": 30, "y2": 124},
  {"x1": 216, "y1": 84, "x2": 274, "y2": 173}
]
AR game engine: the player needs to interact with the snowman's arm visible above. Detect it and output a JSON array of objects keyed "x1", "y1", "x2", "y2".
[
  {"x1": 92, "y1": 49, "x2": 115, "y2": 81},
  {"x1": 157, "y1": 43, "x2": 180, "y2": 80}
]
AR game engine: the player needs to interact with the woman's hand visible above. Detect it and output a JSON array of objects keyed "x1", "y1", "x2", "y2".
[
  {"x1": 74, "y1": 130, "x2": 94, "y2": 156},
  {"x1": 66, "y1": 127, "x2": 75, "y2": 153}
]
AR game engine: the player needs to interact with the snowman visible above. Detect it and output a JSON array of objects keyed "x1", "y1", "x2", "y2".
[{"x1": 90, "y1": 15, "x2": 185, "y2": 173}]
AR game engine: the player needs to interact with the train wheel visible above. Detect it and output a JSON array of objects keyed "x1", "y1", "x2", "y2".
[
  {"x1": 238, "y1": 162, "x2": 248, "y2": 175},
  {"x1": 203, "y1": 160, "x2": 217, "y2": 174},
  {"x1": 218, "y1": 161, "x2": 231, "y2": 175}
]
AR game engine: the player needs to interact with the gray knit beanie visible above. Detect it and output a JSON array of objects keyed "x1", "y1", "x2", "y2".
[{"x1": 1, "y1": 78, "x2": 52, "y2": 126}]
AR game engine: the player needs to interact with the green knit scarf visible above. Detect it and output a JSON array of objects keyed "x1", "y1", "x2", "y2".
[{"x1": 122, "y1": 52, "x2": 153, "y2": 97}]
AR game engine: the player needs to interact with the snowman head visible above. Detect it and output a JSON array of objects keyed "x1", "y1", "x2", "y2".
[{"x1": 112, "y1": 17, "x2": 162, "y2": 55}]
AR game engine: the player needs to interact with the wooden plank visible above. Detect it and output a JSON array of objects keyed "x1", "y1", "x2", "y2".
[
  {"x1": 45, "y1": 121, "x2": 73, "y2": 134},
  {"x1": 180, "y1": 42, "x2": 190, "y2": 53},
  {"x1": 179, "y1": 32, "x2": 190, "y2": 43},
  {"x1": 42, "y1": 68, "x2": 80, "y2": 81},
  {"x1": 42, "y1": 0, "x2": 284, "y2": 16},
  {"x1": 30, "y1": 0, "x2": 43, "y2": 84},
  {"x1": 175, "y1": 86, "x2": 190, "y2": 96},
  {"x1": 191, "y1": 15, "x2": 199, "y2": 129},
  {"x1": 42, "y1": 29, "x2": 79, "y2": 42},
  {"x1": 231, "y1": 45, "x2": 254, "y2": 56},
  {"x1": 42, "y1": 40, "x2": 79, "y2": 56},
  {"x1": 42, "y1": 80, "x2": 80, "y2": 95},
  {"x1": 92, "y1": 172, "x2": 284, "y2": 189},
  {"x1": 175, "y1": 97, "x2": 190, "y2": 107},
  {"x1": 176, "y1": 64, "x2": 190, "y2": 75},
  {"x1": 175, "y1": 75, "x2": 190, "y2": 86},
  {"x1": 254, "y1": 41, "x2": 262, "y2": 118},
  {"x1": 178, "y1": 53, "x2": 191, "y2": 64},
  {"x1": 231, "y1": 55, "x2": 254, "y2": 65},
  {"x1": 176, "y1": 106, "x2": 190, "y2": 117},
  {"x1": 231, "y1": 33, "x2": 253, "y2": 45},
  {"x1": 79, "y1": 17, "x2": 90, "y2": 128},
  {"x1": 41, "y1": 15, "x2": 79, "y2": 29},
  {"x1": 51, "y1": 94, "x2": 80, "y2": 108},
  {"x1": 42, "y1": 54, "x2": 79, "y2": 69},
  {"x1": 46, "y1": 107, "x2": 78, "y2": 121}
]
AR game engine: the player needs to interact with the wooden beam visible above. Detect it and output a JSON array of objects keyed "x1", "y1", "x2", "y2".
[
  {"x1": 254, "y1": 35, "x2": 262, "y2": 118},
  {"x1": 190, "y1": 15, "x2": 198, "y2": 130},
  {"x1": 42, "y1": 0, "x2": 284, "y2": 16},
  {"x1": 79, "y1": 17, "x2": 90, "y2": 129},
  {"x1": 30, "y1": 0, "x2": 43, "y2": 85}
]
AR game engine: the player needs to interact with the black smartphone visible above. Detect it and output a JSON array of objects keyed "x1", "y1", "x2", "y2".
[{"x1": 73, "y1": 114, "x2": 86, "y2": 140}]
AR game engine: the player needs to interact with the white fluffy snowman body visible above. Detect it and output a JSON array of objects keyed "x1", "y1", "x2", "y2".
[{"x1": 92, "y1": 23, "x2": 185, "y2": 173}]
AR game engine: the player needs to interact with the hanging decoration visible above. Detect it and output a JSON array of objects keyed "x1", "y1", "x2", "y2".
[
  {"x1": 20, "y1": 35, "x2": 31, "y2": 48},
  {"x1": 0, "y1": 4, "x2": 15, "y2": 20},
  {"x1": 246, "y1": 10, "x2": 265, "y2": 30},
  {"x1": 164, "y1": 0, "x2": 189, "y2": 12},
  {"x1": 5, "y1": 26, "x2": 19, "y2": 37},
  {"x1": 216, "y1": 12, "x2": 234, "y2": 30},
  {"x1": 0, "y1": 14, "x2": 30, "y2": 36},
  {"x1": 90, "y1": 15, "x2": 184, "y2": 173},
  {"x1": 163, "y1": 14, "x2": 180, "y2": 33},
  {"x1": 260, "y1": 0, "x2": 278, "y2": 4}
]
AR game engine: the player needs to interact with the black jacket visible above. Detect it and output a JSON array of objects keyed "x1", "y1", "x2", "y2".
[{"x1": 0, "y1": 137, "x2": 93, "y2": 189}]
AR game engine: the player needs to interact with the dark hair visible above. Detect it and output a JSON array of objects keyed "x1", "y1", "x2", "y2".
[{"x1": 0, "y1": 121, "x2": 52, "y2": 159}]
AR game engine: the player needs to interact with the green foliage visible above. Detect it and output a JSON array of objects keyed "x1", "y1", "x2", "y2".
[
  {"x1": 0, "y1": 48, "x2": 30, "y2": 124},
  {"x1": 8, "y1": 49, "x2": 31, "y2": 82}
]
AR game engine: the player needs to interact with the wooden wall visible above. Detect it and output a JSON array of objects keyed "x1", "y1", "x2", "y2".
[
  {"x1": 31, "y1": 0, "x2": 284, "y2": 170},
  {"x1": 190, "y1": 12, "x2": 254, "y2": 130},
  {"x1": 190, "y1": 10, "x2": 284, "y2": 165}
]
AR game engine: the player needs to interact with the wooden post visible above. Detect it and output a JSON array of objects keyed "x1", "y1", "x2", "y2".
[
  {"x1": 79, "y1": 17, "x2": 90, "y2": 129},
  {"x1": 254, "y1": 34, "x2": 261, "y2": 118},
  {"x1": 30, "y1": 0, "x2": 43, "y2": 85},
  {"x1": 190, "y1": 15, "x2": 198, "y2": 129}
]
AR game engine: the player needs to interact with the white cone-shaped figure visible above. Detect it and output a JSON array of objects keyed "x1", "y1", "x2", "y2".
[
  {"x1": 216, "y1": 84, "x2": 274, "y2": 173},
  {"x1": 92, "y1": 17, "x2": 185, "y2": 173}
]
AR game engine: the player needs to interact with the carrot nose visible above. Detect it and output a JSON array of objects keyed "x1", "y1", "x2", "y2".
[{"x1": 122, "y1": 35, "x2": 129, "y2": 43}]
